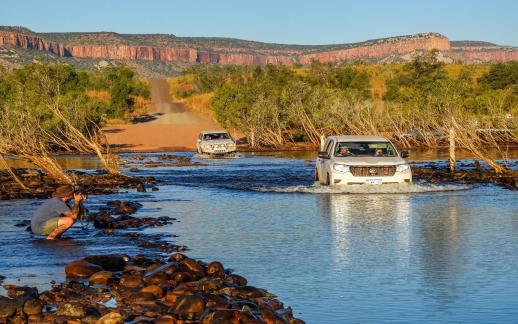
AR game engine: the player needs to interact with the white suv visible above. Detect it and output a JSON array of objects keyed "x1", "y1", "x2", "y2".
[
  {"x1": 316, "y1": 135, "x2": 412, "y2": 186},
  {"x1": 196, "y1": 131, "x2": 237, "y2": 156}
]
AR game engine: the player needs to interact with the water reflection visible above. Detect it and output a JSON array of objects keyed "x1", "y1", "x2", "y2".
[
  {"x1": 318, "y1": 193, "x2": 411, "y2": 269},
  {"x1": 417, "y1": 195, "x2": 464, "y2": 307},
  {"x1": 29, "y1": 237, "x2": 87, "y2": 260}
]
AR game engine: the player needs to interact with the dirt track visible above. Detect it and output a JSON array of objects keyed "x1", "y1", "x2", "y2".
[{"x1": 104, "y1": 79, "x2": 220, "y2": 152}]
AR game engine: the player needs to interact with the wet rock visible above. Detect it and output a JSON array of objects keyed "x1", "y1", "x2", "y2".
[
  {"x1": 96, "y1": 312, "x2": 123, "y2": 324},
  {"x1": 129, "y1": 168, "x2": 140, "y2": 173},
  {"x1": 142, "y1": 285, "x2": 164, "y2": 299},
  {"x1": 199, "y1": 308, "x2": 259, "y2": 323},
  {"x1": 0, "y1": 297, "x2": 16, "y2": 318},
  {"x1": 156, "y1": 315, "x2": 176, "y2": 324},
  {"x1": 206, "y1": 261, "x2": 225, "y2": 278},
  {"x1": 106, "y1": 200, "x2": 142, "y2": 215},
  {"x1": 170, "y1": 294, "x2": 205, "y2": 316},
  {"x1": 226, "y1": 274, "x2": 248, "y2": 287},
  {"x1": 56, "y1": 302, "x2": 86, "y2": 318},
  {"x1": 65, "y1": 260, "x2": 104, "y2": 279},
  {"x1": 89, "y1": 271, "x2": 114, "y2": 286},
  {"x1": 136, "y1": 183, "x2": 146, "y2": 192},
  {"x1": 23, "y1": 298, "x2": 43, "y2": 315},
  {"x1": 14, "y1": 219, "x2": 31, "y2": 227},
  {"x1": 144, "y1": 262, "x2": 178, "y2": 278},
  {"x1": 181, "y1": 258, "x2": 204, "y2": 274},
  {"x1": 120, "y1": 273, "x2": 143, "y2": 288},
  {"x1": 221, "y1": 286, "x2": 265, "y2": 299},
  {"x1": 261, "y1": 307, "x2": 289, "y2": 324},
  {"x1": 3, "y1": 284, "x2": 38, "y2": 299},
  {"x1": 84, "y1": 255, "x2": 127, "y2": 272}
]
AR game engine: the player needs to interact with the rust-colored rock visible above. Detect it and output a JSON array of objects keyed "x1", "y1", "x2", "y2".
[
  {"x1": 96, "y1": 312, "x2": 123, "y2": 324},
  {"x1": 65, "y1": 260, "x2": 104, "y2": 279},
  {"x1": 142, "y1": 285, "x2": 164, "y2": 299},
  {"x1": 89, "y1": 271, "x2": 114, "y2": 286},
  {"x1": 4, "y1": 29, "x2": 515, "y2": 65},
  {"x1": 170, "y1": 294, "x2": 205, "y2": 315}
]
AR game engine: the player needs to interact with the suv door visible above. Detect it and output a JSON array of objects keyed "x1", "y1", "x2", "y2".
[{"x1": 316, "y1": 139, "x2": 333, "y2": 183}]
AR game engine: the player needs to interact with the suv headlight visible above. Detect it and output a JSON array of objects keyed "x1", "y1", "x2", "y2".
[
  {"x1": 333, "y1": 164, "x2": 350, "y2": 173},
  {"x1": 203, "y1": 144, "x2": 210, "y2": 150},
  {"x1": 396, "y1": 164, "x2": 410, "y2": 172}
]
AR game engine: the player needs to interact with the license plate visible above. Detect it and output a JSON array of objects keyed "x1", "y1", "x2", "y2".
[{"x1": 366, "y1": 179, "x2": 382, "y2": 185}]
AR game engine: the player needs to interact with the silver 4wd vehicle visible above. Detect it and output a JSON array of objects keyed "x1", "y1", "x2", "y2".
[
  {"x1": 196, "y1": 131, "x2": 237, "y2": 156},
  {"x1": 316, "y1": 135, "x2": 412, "y2": 186}
]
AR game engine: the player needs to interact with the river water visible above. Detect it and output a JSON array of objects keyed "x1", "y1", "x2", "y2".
[{"x1": 1, "y1": 151, "x2": 517, "y2": 323}]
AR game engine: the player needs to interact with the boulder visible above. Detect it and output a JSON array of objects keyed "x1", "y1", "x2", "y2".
[
  {"x1": 56, "y1": 302, "x2": 86, "y2": 318},
  {"x1": 96, "y1": 312, "x2": 123, "y2": 324},
  {"x1": 226, "y1": 274, "x2": 247, "y2": 287},
  {"x1": 142, "y1": 285, "x2": 164, "y2": 299},
  {"x1": 119, "y1": 273, "x2": 143, "y2": 288},
  {"x1": 89, "y1": 271, "x2": 114, "y2": 286},
  {"x1": 170, "y1": 294, "x2": 205, "y2": 315},
  {"x1": 3, "y1": 284, "x2": 38, "y2": 299},
  {"x1": 206, "y1": 261, "x2": 225, "y2": 278},
  {"x1": 0, "y1": 297, "x2": 16, "y2": 318},
  {"x1": 23, "y1": 298, "x2": 43, "y2": 315},
  {"x1": 83, "y1": 255, "x2": 127, "y2": 272},
  {"x1": 144, "y1": 262, "x2": 178, "y2": 278},
  {"x1": 65, "y1": 260, "x2": 104, "y2": 279}
]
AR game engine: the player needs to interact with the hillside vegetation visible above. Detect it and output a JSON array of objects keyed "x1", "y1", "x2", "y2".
[
  {"x1": 0, "y1": 63, "x2": 150, "y2": 180},
  {"x1": 168, "y1": 53, "x2": 518, "y2": 153}
]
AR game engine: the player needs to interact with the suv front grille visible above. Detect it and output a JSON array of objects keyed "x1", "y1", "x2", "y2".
[{"x1": 350, "y1": 166, "x2": 396, "y2": 177}]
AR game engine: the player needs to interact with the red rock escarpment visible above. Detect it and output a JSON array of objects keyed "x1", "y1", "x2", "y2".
[
  {"x1": 450, "y1": 48, "x2": 518, "y2": 62},
  {"x1": 2, "y1": 30, "x2": 516, "y2": 65},
  {"x1": 298, "y1": 34, "x2": 451, "y2": 64}
]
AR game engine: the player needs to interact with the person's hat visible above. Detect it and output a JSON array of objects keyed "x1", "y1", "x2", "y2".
[{"x1": 52, "y1": 185, "x2": 75, "y2": 198}]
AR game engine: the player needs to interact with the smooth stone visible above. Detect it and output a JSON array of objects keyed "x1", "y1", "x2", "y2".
[
  {"x1": 206, "y1": 261, "x2": 225, "y2": 278},
  {"x1": 142, "y1": 285, "x2": 164, "y2": 299},
  {"x1": 144, "y1": 262, "x2": 177, "y2": 278},
  {"x1": 226, "y1": 274, "x2": 247, "y2": 287},
  {"x1": 3, "y1": 285, "x2": 38, "y2": 299},
  {"x1": 181, "y1": 258, "x2": 204, "y2": 273},
  {"x1": 89, "y1": 271, "x2": 114, "y2": 286},
  {"x1": 170, "y1": 294, "x2": 205, "y2": 314},
  {"x1": 120, "y1": 273, "x2": 143, "y2": 288},
  {"x1": 96, "y1": 312, "x2": 123, "y2": 324},
  {"x1": 23, "y1": 298, "x2": 43, "y2": 315},
  {"x1": 83, "y1": 255, "x2": 127, "y2": 272},
  {"x1": 0, "y1": 297, "x2": 16, "y2": 318},
  {"x1": 65, "y1": 261, "x2": 104, "y2": 279},
  {"x1": 56, "y1": 302, "x2": 86, "y2": 318}
]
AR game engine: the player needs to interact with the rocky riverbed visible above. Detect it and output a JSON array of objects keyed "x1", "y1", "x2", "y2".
[
  {"x1": 0, "y1": 251, "x2": 303, "y2": 323},
  {"x1": 0, "y1": 186, "x2": 304, "y2": 323},
  {"x1": 411, "y1": 161, "x2": 518, "y2": 190}
]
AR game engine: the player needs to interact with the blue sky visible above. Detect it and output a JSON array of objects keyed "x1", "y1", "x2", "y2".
[{"x1": 1, "y1": 0, "x2": 517, "y2": 45}]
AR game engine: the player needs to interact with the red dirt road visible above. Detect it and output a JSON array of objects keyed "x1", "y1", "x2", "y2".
[{"x1": 104, "y1": 79, "x2": 221, "y2": 152}]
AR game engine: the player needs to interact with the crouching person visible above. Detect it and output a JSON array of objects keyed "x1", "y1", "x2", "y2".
[{"x1": 31, "y1": 185, "x2": 85, "y2": 240}]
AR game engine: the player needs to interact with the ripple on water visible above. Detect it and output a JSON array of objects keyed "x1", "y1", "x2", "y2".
[{"x1": 249, "y1": 182, "x2": 471, "y2": 194}]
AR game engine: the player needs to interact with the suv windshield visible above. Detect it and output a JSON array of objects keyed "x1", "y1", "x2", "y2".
[
  {"x1": 203, "y1": 133, "x2": 230, "y2": 140},
  {"x1": 335, "y1": 142, "x2": 397, "y2": 157}
]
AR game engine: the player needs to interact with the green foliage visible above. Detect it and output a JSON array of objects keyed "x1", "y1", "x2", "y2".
[
  {"x1": 478, "y1": 62, "x2": 518, "y2": 90},
  {"x1": 384, "y1": 50, "x2": 447, "y2": 101},
  {"x1": 181, "y1": 55, "x2": 518, "y2": 148},
  {"x1": 0, "y1": 63, "x2": 150, "y2": 149}
]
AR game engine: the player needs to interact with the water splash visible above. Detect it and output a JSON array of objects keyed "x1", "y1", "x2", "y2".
[{"x1": 250, "y1": 182, "x2": 471, "y2": 194}]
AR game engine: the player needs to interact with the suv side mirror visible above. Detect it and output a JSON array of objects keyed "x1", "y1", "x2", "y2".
[
  {"x1": 400, "y1": 150, "x2": 410, "y2": 158},
  {"x1": 318, "y1": 151, "x2": 330, "y2": 159}
]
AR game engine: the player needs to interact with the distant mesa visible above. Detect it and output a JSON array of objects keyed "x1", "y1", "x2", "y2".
[{"x1": 0, "y1": 26, "x2": 517, "y2": 73}]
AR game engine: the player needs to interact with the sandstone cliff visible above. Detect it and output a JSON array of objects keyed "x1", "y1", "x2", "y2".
[{"x1": 0, "y1": 27, "x2": 516, "y2": 66}]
